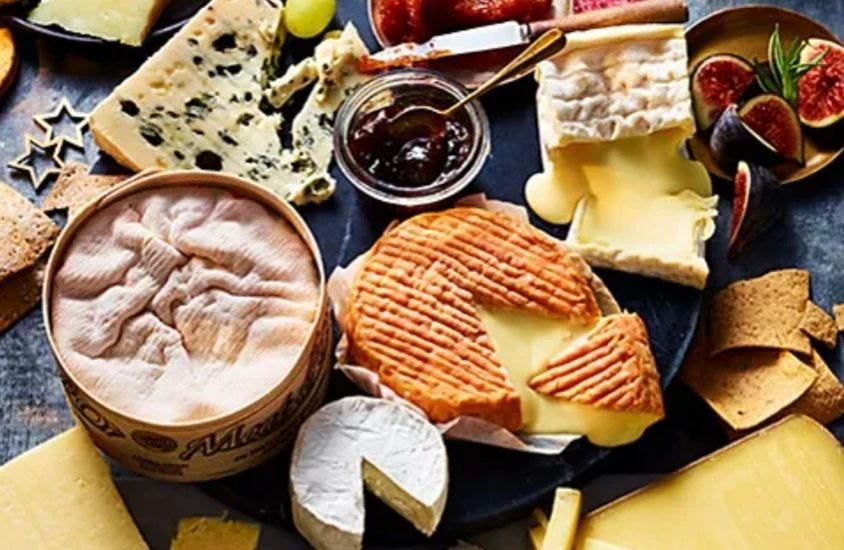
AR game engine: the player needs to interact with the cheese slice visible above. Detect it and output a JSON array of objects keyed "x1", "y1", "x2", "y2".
[
  {"x1": 574, "y1": 416, "x2": 844, "y2": 549},
  {"x1": 290, "y1": 397, "x2": 448, "y2": 550},
  {"x1": 478, "y1": 308, "x2": 663, "y2": 446},
  {"x1": 526, "y1": 24, "x2": 717, "y2": 289},
  {"x1": 581, "y1": 540, "x2": 639, "y2": 550},
  {"x1": 169, "y1": 517, "x2": 260, "y2": 550},
  {"x1": 28, "y1": 0, "x2": 168, "y2": 46},
  {"x1": 0, "y1": 426, "x2": 149, "y2": 549},
  {"x1": 541, "y1": 488, "x2": 582, "y2": 550}
]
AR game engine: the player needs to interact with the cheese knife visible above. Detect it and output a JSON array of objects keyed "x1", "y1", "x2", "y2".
[{"x1": 363, "y1": 0, "x2": 688, "y2": 69}]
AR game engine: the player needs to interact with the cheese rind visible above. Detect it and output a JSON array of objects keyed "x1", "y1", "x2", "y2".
[
  {"x1": 575, "y1": 416, "x2": 844, "y2": 550},
  {"x1": 290, "y1": 397, "x2": 448, "y2": 550},
  {"x1": 0, "y1": 426, "x2": 149, "y2": 549},
  {"x1": 28, "y1": 0, "x2": 168, "y2": 46}
]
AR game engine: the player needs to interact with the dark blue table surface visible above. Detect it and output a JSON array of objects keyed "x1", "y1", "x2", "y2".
[{"x1": 1, "y1": 0, "x2": 843, "y2": 544}]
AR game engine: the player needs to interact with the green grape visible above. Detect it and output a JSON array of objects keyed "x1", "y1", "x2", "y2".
[{"x1": 284, "y1": 0, "x2": 337, "y2": 39}]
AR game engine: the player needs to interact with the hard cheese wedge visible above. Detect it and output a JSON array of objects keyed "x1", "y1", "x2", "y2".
[
  {"x1": 28, "y1": 0, "x2": 168, "y2": 46},
  {"x1": 169, "y1": 517, "x2": 260, "y2": 550},
  {"x1": 541, "y1": 488, "x2": 583, "y2": 550},
  {"x1": 0, "y1": 426, "x2": 149, "y2": 549},
  {"x1": 290, "y1": 397, "x2": 448, "y2": 550},
  {"x1": 574, "y1": 416, "x2": 844, "y2": 549}
]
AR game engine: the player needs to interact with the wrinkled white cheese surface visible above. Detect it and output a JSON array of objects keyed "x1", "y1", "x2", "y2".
[{"x1": 51, "y1": 187, "x2": 320, "y2": 423}]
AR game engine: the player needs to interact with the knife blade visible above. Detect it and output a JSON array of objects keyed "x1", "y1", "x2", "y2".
[{"x1": 362, "y1": 0, "x2": 688, "y2": 70}]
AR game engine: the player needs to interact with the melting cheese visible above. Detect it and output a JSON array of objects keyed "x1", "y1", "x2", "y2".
[
  {"x1": 574, "y1": 416, "x2": 844, "y2": 550},
  {"x1": 477, "y1": 307, "x2": 659, "y2": 446}
]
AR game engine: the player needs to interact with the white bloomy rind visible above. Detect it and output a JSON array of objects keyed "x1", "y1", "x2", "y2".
[{"x1": 290, "y1": 397, "x2": 448, "y2": 550}]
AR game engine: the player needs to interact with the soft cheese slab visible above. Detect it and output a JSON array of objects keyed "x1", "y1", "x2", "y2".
[
  {"x1": 0, "y1": 426, "x2": 149, "y2": 549},
  {"x1": 290, "y1": 397, "x2": 448, "y2": 550},
  {"x1": 525, "y1": 24, "x2": 717, "y2": 289},
  {"x1": 28, "y1": 0, "x2": 168, "y2": 46},
  {"x1": 50, "y1": 186, "x2": 320, "y2": 423}
]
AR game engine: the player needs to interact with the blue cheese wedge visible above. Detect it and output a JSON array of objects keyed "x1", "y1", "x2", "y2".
[
  {"x1": 28, "y1": 0, "x2": 169, "y2": 46},
  {"x1": 290, "y1": 397, "x2": 448, "y2": 550},
  {"x1": 90, "y1": 0, "x2": 369, "y2": 204}
]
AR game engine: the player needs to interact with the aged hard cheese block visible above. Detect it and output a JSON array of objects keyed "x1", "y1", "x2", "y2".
[
  {"x1": 0, "y1": 426, "x2": 149, "y2": 549},
  {"x1": 526, "y1": 25, "x2": 717, "y2": 289},
  {"x1": 290, "y1": 397, "x2": 448, "y2": 550},
  {"x1": 28, "y1": 0, "x2": 168, "y2": 46},
  {"x1": 169, "y1": 517, "x2": 260, "y2": 550},
  {"x1": 574, "y1": 416, "x2": 844, "y2": 550}
]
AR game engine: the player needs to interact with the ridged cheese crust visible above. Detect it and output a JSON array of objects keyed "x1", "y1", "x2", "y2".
[
  {"x1": 346, "y1": 208, "x2": 603, "y2": 431},
  {"x1": 530, "y1": 314, "x2": 664, "y2": 416}
]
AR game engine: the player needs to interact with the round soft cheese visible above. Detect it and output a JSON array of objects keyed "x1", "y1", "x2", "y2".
[{"x1": 51, "y1": 186, "x2": 320, "y2": 423}]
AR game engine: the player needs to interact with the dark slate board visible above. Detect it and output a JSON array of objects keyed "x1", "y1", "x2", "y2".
[{"x1": 0, "y1": 0, "x2": 843, "y2": 546}]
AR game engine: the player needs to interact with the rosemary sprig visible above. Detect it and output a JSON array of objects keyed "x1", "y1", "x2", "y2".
[{"x1": 753, "y1": 24, "x2": 827, "y2": 105}]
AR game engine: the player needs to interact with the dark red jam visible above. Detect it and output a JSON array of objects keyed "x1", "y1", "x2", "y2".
[{"x1": 347, "y1": 91, "x2": 474, "y2": 188}]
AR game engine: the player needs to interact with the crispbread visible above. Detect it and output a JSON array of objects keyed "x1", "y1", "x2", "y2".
[
  {"x1": 42, "y1": 163, "x2": 128, "y2": 216},
  {"x1": 834, "y1": 304, "x2": 844, "y2": 332},
  {"x1": 799, "y1": 301, "x2": 838, "y2": 349},
  {"x1": 346, "y1": 207, "x2": 605, "y2": 431},
  {"x1": 530, "y1": 314, "x2": 664, "y2": 417},
  {"x1": 781, "y1": 350, "x2": 844, "y2": 424},
  {"x1": 681, "y1": 324, "x2": 817, "y2": 431},
  {"x1": 0, "y1": 262, "x2": 44, "y2": 333},
  {"x1": 708, "y1": 270, "x2": 811, "y2": 357},
  {"x1": 0, "y1": 181, "x2": 59, "y2": 281}
]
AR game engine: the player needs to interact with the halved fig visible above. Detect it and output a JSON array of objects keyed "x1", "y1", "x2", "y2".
[
  {"x1": 728, "y1": 161, "x2": 782, "y2": 258},
  {"x1": 710, "y1": 105, "x2": 778, "y2": 171},
  {"x1": 739, "y1": 94, "x2": 804, "y2": 164},
  {"x1": 692, "y1": 54, "x2": 756, "y2": 130},
  {"x1": 798, "y1": 38, "x2": 844, "y2": 128}
]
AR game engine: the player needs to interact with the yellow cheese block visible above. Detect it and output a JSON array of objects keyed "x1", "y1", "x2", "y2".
[
  {"x1": 28, "y1": 0, "x2": 169, "y2": 46},
  {"x1": 575, "y1": 416, "x2": 844, "y2": 549},
  {"x1": 581, "y1": 540, "x2": 638, "y2": 550},
  {"x1": 541, "y1": 488, "x2": 582, "y2": 550},
  {"x1": 477, "y1": 307, "x2": 660, "y2": 445},
  {"x1": 0, "y1": 426, "x2": 149, "y2": 549},
  {"x1": 170, "y1": 517, "x2": 261, "y2": 550}
]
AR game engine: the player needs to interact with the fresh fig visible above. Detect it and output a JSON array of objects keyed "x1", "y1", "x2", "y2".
[
  {"x1": 710, "y1": 104, "x2": 778, "y2": 171},
  {"x1": 691, "y1": 54, "x2": 756, "y2": 130},
  {"x1": 798, "y1": 38, "x2": 844, "y2": 128},
  {"x1": 739, "y1": 94, "x2": 804, "y2": 164},
  {"x1": 728, "y1": 161, "x2": 782, "y2": 258}
]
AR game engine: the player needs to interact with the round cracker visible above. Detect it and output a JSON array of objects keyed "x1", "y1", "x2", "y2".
[{"x1": 0, "y1": 27, "x2": 18, "y2": 98}]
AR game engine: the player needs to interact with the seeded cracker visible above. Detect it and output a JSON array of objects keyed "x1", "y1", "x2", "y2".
[
  {"x1": 834, "y1": 304, "x2": 844, "y2": 332},
  {"x1": 0, "y1": 262, "x2": 43, "y2": 332},
  {"x1": 0, "y1": 181, "x2": 59, "y2": 280},
  {"x1": 780, "y1": 350, "x2": 844, "y2": 424},
  {"x1": 682, "y1": 324, "x2": 817, "y2": 431},
  {"x1": 42, "y1": 163, "x2": 127, "y2": 216},
  {"x1": 709, "y1": 269, "x2": 811, "y2": 356},
  {"x1": 800, "y1": 301, "x2": 838, "y2": 349}
]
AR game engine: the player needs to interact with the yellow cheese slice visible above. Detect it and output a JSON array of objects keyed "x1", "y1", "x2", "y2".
[
  {"x1": 28, "y1": 0, "x2": 168, "y2": 46},
  {"x1": 0, "y1": 426, "x2": 149, "y2": 549},
  {"x1": 541, "y1": 488, "x2": 582, "y2": 550},
  {"x1": 527, "y1": 127, "x2": 717, "y2": 289},
  {"x1": 581, "y1": 540, "x2": 638, "y2": 550},
  {"x1": 169, "y1": 517, "x2": 260, "y2": 550},
  {"x1": 477, "y1": 307, "x2": 660, "y2": 445},
  {"x1": 574, "y1": 416, "x2": 844, "y2": 549}
]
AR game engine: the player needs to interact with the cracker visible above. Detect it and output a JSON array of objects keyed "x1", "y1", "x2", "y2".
[
  {"x1": 682, "y1": 324, "x2": 817, "y2": 431},
  {"x1": 781, "y1": 350, "x2": 844, "y2": 424},
  {"x1": 800, "y1": 301, "x2": 838, "y2": 349},
  {"x1": 0, "y1": 27, "x2": 17, "y2": 97},
  {"x1": 42, "y1": 163, "x2": 127, "y2": 216},
  {"x1": 0, "y1": 262, "x2": 43, "y2": 333},
  {"x1": 709, "y1": 269, "x2": 811, "y2": 357},
  {"x1": 834, "y1": 304, "x2": 844, "y2": 332},
  {"x1": 0, "y1": 181, "x2": 59, "y2": 280}
]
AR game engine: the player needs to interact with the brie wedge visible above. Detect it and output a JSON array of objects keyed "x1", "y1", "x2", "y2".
[{"x1": 290, "y1": 397, "x2": 448, "y2": 550}]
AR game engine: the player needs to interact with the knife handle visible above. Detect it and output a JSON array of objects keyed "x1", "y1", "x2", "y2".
[{"x1": 528, "y1": 0, "x2": 688, "y2": 36}]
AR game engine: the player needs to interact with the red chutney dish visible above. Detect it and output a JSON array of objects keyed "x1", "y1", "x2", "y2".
[{"x1": 374, "y1": 0, "x2": 553, "y2": 45}]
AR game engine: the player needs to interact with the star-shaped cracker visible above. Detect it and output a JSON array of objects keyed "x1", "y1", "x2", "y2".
[
  {"x1": 34, "y1": 97, "x2": 89, "y2": 150},
  {"x1": 7, "y1": 134, "x2": 65, "y2": 190}
]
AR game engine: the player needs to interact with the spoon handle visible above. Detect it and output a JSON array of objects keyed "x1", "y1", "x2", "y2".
[{"x1": 443, "y1": 29, "x2": 566, "y2": 118}]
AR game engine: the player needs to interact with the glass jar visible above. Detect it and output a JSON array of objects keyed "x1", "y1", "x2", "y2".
[{"x1": 334, "y1": 69, "x2": 491, "y2": 209}]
